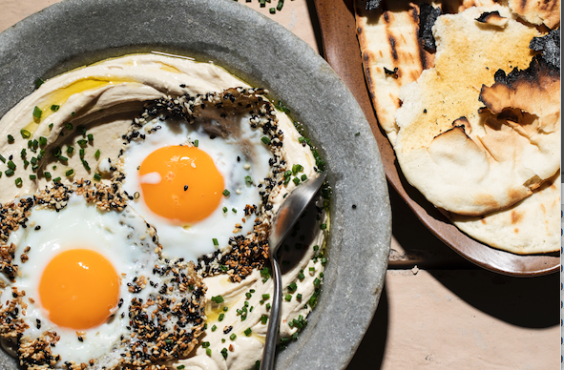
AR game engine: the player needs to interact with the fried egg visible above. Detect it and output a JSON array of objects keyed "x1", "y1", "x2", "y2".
[
  {"x1": 122, "y1": 114, "x2": 272, "y2": 262},
  {"x1": 2, "y1": 194, "x2": 204, "y2": 368}
]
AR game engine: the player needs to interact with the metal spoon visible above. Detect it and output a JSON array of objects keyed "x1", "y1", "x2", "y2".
[{"x1": 260, "y1": 172, "x2": 327, "y2": 370}]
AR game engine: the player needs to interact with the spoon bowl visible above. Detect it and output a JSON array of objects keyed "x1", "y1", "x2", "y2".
[{"x1": 260, "y1": 172, "x2": 327, "y2": 370}]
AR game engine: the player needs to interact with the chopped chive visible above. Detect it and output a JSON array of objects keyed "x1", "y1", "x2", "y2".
[
  {"x1": 212, "y1": 238, "x2": 219, "y2": 246},
  {"x1": 51, "y1": 147, "x2": 61, "y2": 157},
  {"x1": 269, "y1": 7, "x2": 276, "y2": 13},
  {"x1": 309, "y1": 267, "x2": 315, "y2": 272},
  {"x1": 211, "y1": 295, "x2": 224, "y2": 304},
  {"x1": 245, "y1": 175, "x2": 252, "y2": 185},
  {"x1": 232, "y1": 208, "x2": 237, "y2": 213},
  {"x1": 35, "y1": 78, "x2": 44, "y2": 89},
  {"x1": 292, "y1": 164, "x2": 303, "y2": 175},
  {"x1": 50, "y1": 104, "x2": 60, "y2": 112},
  {"x1": 313, "y1": 245, "x2": 319, "y2": 251},
  {"x1": 218, "y1": 313, "x2": 225, "y2": 322},
  {"x1": 93, "y1": 173, "x2": 102, "y2": 181},
  {"x1": 7, "y1": 161, "x2": 16, "y2": 170},
  {"x1": 65, "y1": 169, "x2": 74, "y2": 177},
  {"x1": 321, "y1": 257, "x2": 328, "y2": 265},
  {"x1": 297, "y1": 293, "x2": 303, "y2": 301},
  {"x1": 285, "y1": 294, "x2": 292, "y2": 302},
  {"x1": 223, "y1": 207, "x2": 227, "y2": 213},
  {"x1": 301, "y1": 174, "x2": 307, "y2": 181},
  {"x1": 81, "y1": 126, "x2": 87, "y2": 137},
  {"x1": 29, "y1": 174, "x2": 36, "y2": 180},
  {"x1": 20, "y1": 129, "x2": 31, "y2": 139},
  {"x1": 87, "y1": 134, "x2": 94, "y2": 141},
  {"x1": 15, "y1": 178, "x2": 22, "y2": 187},
  {"x1": 260, "y1": 315, "x2": 268, "y2": 325},
  {"x1": 221, "y1": 348, "x2": 228, "y2": 360},
  {"x1": 94, "y1": 149, "x2": 100, "y2": 160},
  {"x1": 206, "y1": 348, "x2": 212, "y2": 357},
  {"x1": 39, "y1": 136, "x2": 47, "y2": 146},
  {"x1": 82, "y1": 159, "x2": 91, "y2": 171},
  {"x1": 194, "y1": 139, "x2": 199, "y2": 147},
  {"x1": 298, "y1": 271, "x2": 305, "y2": 280},
  {"x1": 177, "y1": 366, "x2": 185, "y2": 370},
  {"x1": 58, "y1": 155, "x2": 68, "y2": 162},
  {"x1": 320, "y1": 223, "x2": 327, "y2": 230},
  {"x1": 5, "y1": 169, "x2": 14, "y2": 177},
  {"x1": 201, "y1": 341, "x2": 210, "y2": 348},
  {"x1": 266, "y1": 303, "x2": 271, "y2": 310},
  {"x1": 293, "y1": 177, "x2": 300, "y2": 185},
  {"x1": 314, "y1": 278, "x2": 321, "y2": 287},
  {"x1": 7, "y1": 135, "x2": 14, "y2": 144},
  {"x1": 211, "y1": 325, "x2": 217, "y2": 332},
  {"x1": 277, "y1": 0, "x2": 283, "y2": 11},
  {"x1": 65, "y1": 123, "x2": 73, "y2": 131},
  {"x1": 77, "y1": 139, "x2": 88, "y2": 147},
  {"x1": 33, "y1": 106, "x2": 42, "y2": 120},
  {"x1": 53, "y1": 177, "x2": 61, "y2": 183},
  {"x1": 223, "y1": 189, "x2": 230, "y2": 196},
  {"x1": 230, "y1": 333, "x2": 237, "y2": 341},
  {"x1": 44, "y1": 172, "x2": 51, "y2": 179},
  {"x1": 355, "y1": 132, "x2": 360, "y2": 136},
  {"x1": 79, "y1": 148, "x2": 85, "y2": 158},
  {"x1": 261, "y1": 136, "x2": 271, "y2": 145},
  {"x1": 48, "y1": 123, "x2": 53, "y2": 130},
  {"x1": 67, "y1": 146, "x2": 74, "y2": 155},
  {"x1": 287, "y1": 282, "x2": 297, "y2": 292},
  {"x1": 0, "y1": 154, "x2": 5, "y2": 163},
  {"x1": 244, "y1": 328, "x2": 252, "y2": 337}
]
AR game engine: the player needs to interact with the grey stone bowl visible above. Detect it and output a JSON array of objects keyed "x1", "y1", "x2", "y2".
[{"x1": 0, "y1": 0, "x2": 391, "y2": 369}]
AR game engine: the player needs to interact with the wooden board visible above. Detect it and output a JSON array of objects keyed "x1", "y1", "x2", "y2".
[{"x1": 313, "y1": 0, "x2": 559, "y2": 277}]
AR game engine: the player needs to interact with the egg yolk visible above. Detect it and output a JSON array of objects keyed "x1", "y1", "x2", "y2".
[
  {"x1": 39, "y1": 249, "x2": 120, "y2": 330},
  {"x1": 138, "y1": 145, "x2": 224, "y2": 224}
]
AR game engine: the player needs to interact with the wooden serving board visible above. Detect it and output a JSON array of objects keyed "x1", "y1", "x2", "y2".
[{"x1": 313, "y1": 0, "x2": 559, "y2": 276}]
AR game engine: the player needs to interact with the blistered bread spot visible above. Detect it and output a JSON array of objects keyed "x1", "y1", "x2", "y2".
[
  {"x1": 475, "y1": 11, "x2": 508, "y2": 27},
  {"x1": 510, "y1": 210, "x2": 523, "y2": 224},
  {"x1": 507, "y1": 0, "x2": 560, "y2": 29}
]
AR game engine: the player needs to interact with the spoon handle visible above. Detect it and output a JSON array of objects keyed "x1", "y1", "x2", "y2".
[{"x1": 260, "y1": 256, "x2": 282, "y2": 370}]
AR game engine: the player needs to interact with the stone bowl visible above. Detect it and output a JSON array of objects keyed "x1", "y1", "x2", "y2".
[{"x1": 0, "y1": 0, "x2": 391, "y2": 369}]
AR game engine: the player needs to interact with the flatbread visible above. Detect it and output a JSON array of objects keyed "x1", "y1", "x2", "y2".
[
  {"x1": 355, "y1": 0, "x2": 497, "y2": 144},
  {"x1": 355, "y1": 1, "x2": 561, "y2": 255},
  {"x1": 449, "y1": 171, "x2": 560, "y2": 254},
  {"x1": 507, "y1": 0, "x2": 560, "y2": 29},
  {"x1": 393, "y1": 6, "x2": 557, "y2": 216}
]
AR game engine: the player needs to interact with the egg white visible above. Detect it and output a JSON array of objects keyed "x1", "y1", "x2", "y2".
[
  {"x1": 3, "y1": 195, "x2": 161, "y2": 366},
  {"x1": 122, "y1": 115, "x2": 272, "y2": 262}
]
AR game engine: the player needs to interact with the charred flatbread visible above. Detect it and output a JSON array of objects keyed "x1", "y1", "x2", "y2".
[
  {"x1": 393, "y1": 6, "x2": 556, "y2": 216},
  {"x1": 354, "y1": 0, "x2": 498, "y2": 144},
  {"x1": 355, "y1": 1, "x2": 560, "y2": 254}
]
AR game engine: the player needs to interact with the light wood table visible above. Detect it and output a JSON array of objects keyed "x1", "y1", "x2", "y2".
[{"x1": 0, "y1": 1, "x2": 559, "y2": 369}]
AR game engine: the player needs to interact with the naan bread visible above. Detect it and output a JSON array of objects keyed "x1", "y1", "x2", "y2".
[
  {"x1": 354, "y1": 0, "x2": 497, "y2": 144},
  {"x1": 355, "y1": 1, "x2": 561, "y2": 254},
  {"x1": 449, "y1": 171, "x2": 560, "y2": 254},
  {"x1": 393, "y1": 6, "x2": 557, "y2": 216}
]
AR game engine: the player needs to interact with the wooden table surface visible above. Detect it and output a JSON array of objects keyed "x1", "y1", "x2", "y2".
[{"x1": 0, "y1": 1, "x2": 559, "y2": 369}]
